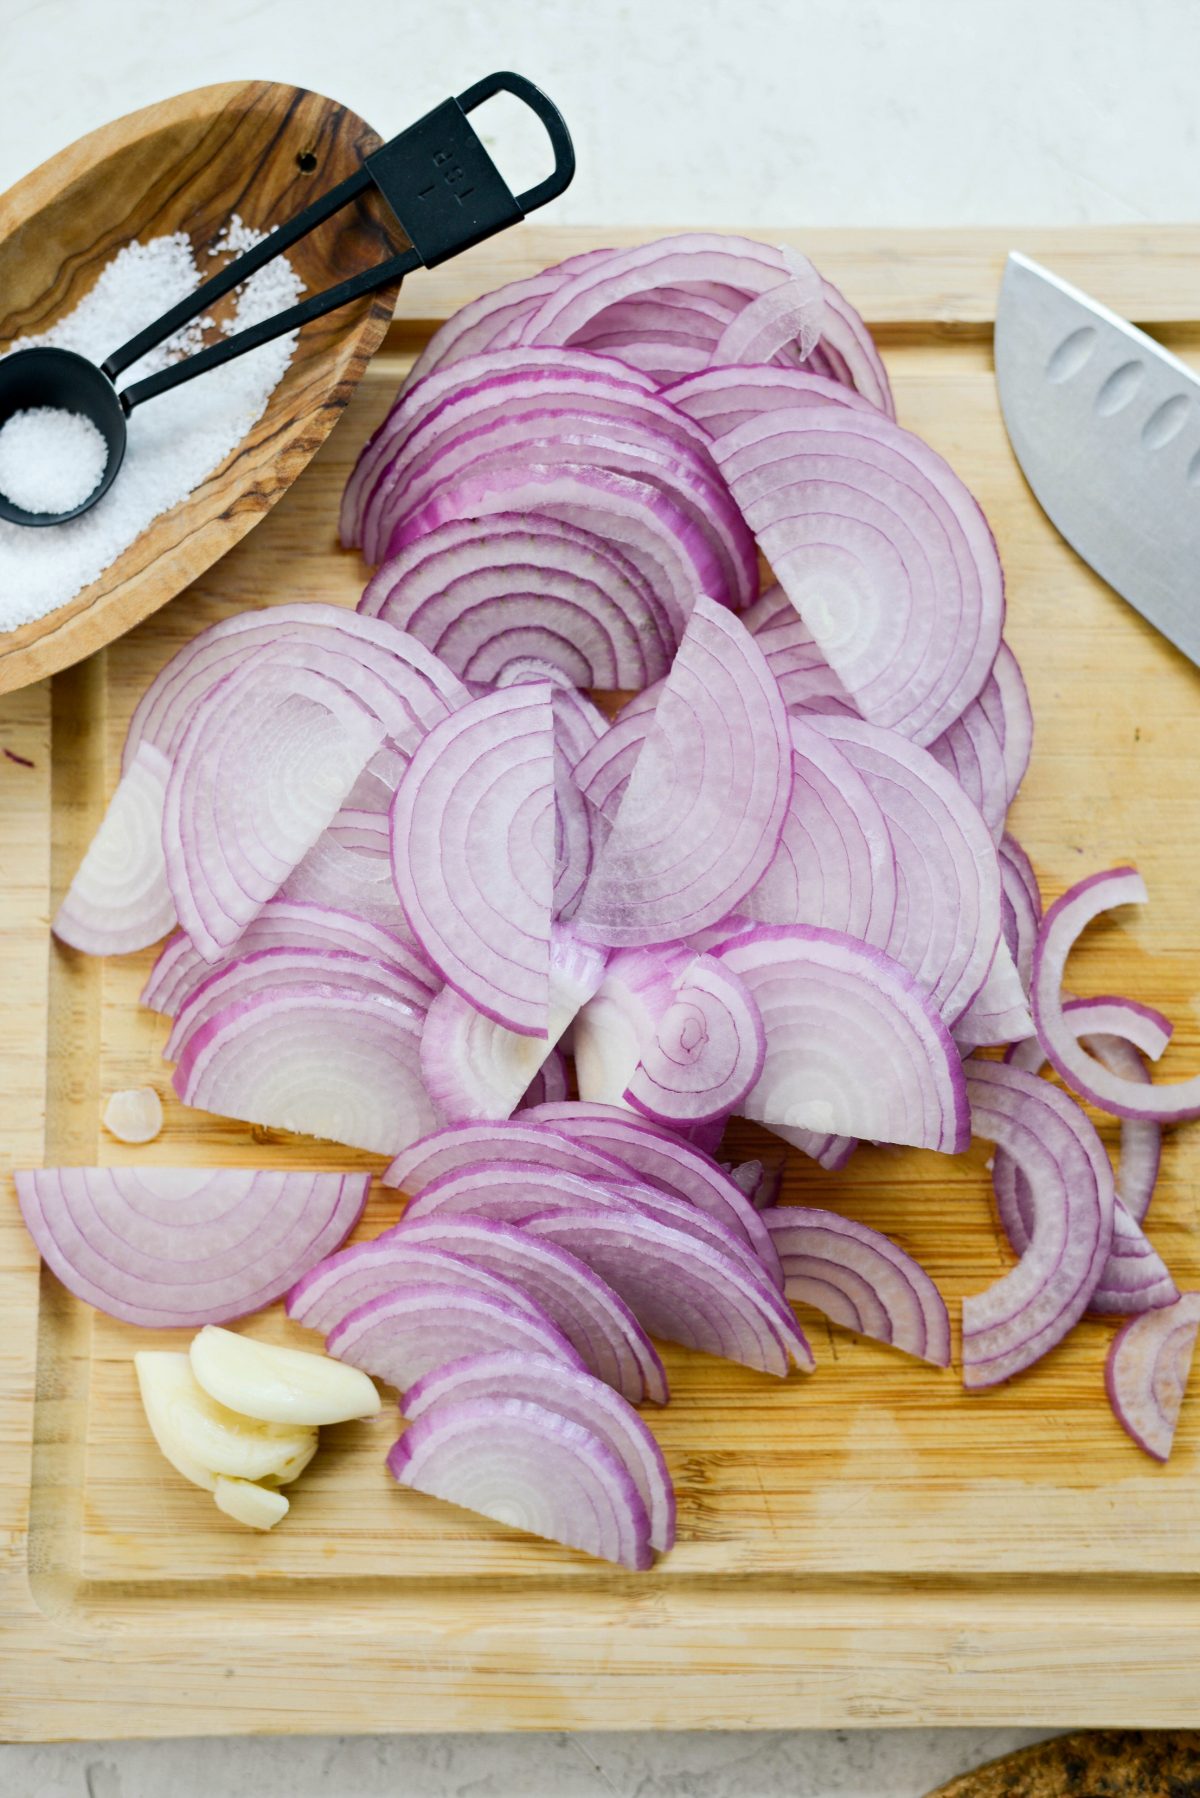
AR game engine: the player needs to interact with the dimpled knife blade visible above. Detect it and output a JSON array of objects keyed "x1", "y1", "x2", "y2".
[{"x1": 995, "y1": 251, "x2": 1200, "y2": 666}]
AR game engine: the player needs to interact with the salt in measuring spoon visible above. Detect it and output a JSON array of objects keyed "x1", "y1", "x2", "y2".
[{"x1": 0, "y1": 72, "x2": 574, "y2": 527}]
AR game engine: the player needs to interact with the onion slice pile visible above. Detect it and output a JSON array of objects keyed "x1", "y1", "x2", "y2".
[
  {"x1": 388, "y1": 1395, "x2": 654, "y2": 1570},
  {"x1": 1105, "y1": 1293, "x2": 1200, "y2": 1462},
  {"x1": 387, "y1": 1215, "x2": 669, "y2": 1405},
  {"x1": 963, "y1": 1060, "x2": 1114, "y2": 1388},
  {"x1": 53, "y1": 745, "x2": 175, "y2": 955},
  {"x1": 404, "y1": 1350, "x2": 676, "y2": 1551},
  {"x1": 15, "y1": 1168, "x2": 368, "y2": 1327},
  {"x1": 763, "y1": 1207, "x2": 951, "y2": 1365}
]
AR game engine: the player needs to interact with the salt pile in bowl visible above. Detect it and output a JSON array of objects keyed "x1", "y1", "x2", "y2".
[
  {"x1": 0, "y1": 219, "x2": 303, "y2": 632},
  {"x1": 0, "y1": 408, "x2": 109, "y2": 516}
]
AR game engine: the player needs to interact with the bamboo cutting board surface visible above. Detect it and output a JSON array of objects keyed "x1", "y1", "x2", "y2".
[{"x1": 3, "y1": 226, "x2": 1200, "y2": 1739}]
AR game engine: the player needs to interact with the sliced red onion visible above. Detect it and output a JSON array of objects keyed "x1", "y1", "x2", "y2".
[
  {"x1": 990, "y1": 643, "x2": 1034, "y2": 805},
  {"x1": 999, "y1": 836, "x2": 1041, "y2": 992},
  {"x1": 53, "y1": 745, "x2": 175, "y2": 955},
  {"x1": 996, "y1": 999, "x2": 1173, "y2": 1314},
  {"x1": 929, "y1": 679, "x2": 1009, "y2": 843},
  {"x1": 390, "y1": 464, "x2": 735, "y2": 631},
  {"x1": 519, "y1": 1100, "x2": 782, "y2": 1277},
  {"x1": 572, "y1": 944, "x2": 693, "y2": 1106},
  {"x1": 405, "y1": 1160, "x2": 774, "y2": 1288},
  {"x1": 354, "y1": 366, "x2": 754, "y2": 611},
  {"x1": 390, "y1": 683, "x2": 554, "y2": 1036},
  {"x1": 327, "y1": 1283, "x2": 586, "y2": 1389},
  {"x1": 164, "y1": 945, "x2": 434, "y2": 1064},
  {"x1": 712, "y1": 408, "x2": 1003, "y2": 745},
  {"x1": 552, "y1": 689, "x2": 604, "y2": 920},
  {"x1": 953, "y1": 939, "x2": 1033, "y2": 1049},
  {"x1": 752, "y1": 613, "x2": 856, "y2": 717},
  {"x1": 385, "y1": 1121, "x2": 633, "y2": 1194},
  {"x1": 403, "y1": 1350, "x2": 675, "y2": 1551},
  {"x1": 807, "y1": 715, "x2": 1001, "y2": 1024},
  {"x1": 714, "y1": 925, "x2": 969, "y2": 1153},
  {"x1": 963, "y1": 1059, "x2": 1114, "y2": 1388},
  {"x1": 287, "y1": 1237, "x2": 556, "y2": 1336},
  {"x1": 173, "y1": 986, "x2": 437, "y2": 1157},
  {"x1": 516, "y1": 234, "x2": 890, "y2": 410},
  {"x1": 391, "y1": 1214, "x2": 668, "y2": 1404},
  {"x1": 766, "y1": 1123, "x2": 858, "y2": 1173},
  {"x1": 345, "y1": 746, "x2": 409, "y2": 814},
  {"x1": 419, "y1": 929, "x2": 606, "y2": 1122},
  {"x1": 523, "y1": 1210, "x2": 813, "y2": 1376},
  {"x1": 573, "y1": 712, "x2": 652, "y2": 825},
  {"x1": 576, "y1": 598, "x2": 792, "y2": 946},
  {"x1": 665, "y1": 365, "x2": 876, "y2": 440},
  {"x1": 350, "y1": 341, "x2": 659, "y2": 554},
  {"x1": 806, "y1": 277, "x2": 895, "y2": 416},
  {"x1": 725, "y1": 1157, "x2": 784, "y2": 1211},
  {"x1": 15, "y1": 1167, "x2": 368, "y2": 1328},
  {"x1": 162, "y1": 649, "x2": 386, "y2": 961},
  {"x1": 387, "y1": 1394, "x2": 654, "y2": 1570},
  {"x1": 141, "y1": 902, "x2": 435, "y2": 1018},
  {"x1": 741, "y1": 584, "x2": 800, "y2": 637},
  {"x1": 518, "y1": 1049, "x2": 568, "y2": 1108},
  {"x1": 1032, "y1": 867, "x2": 1200, "y2": 1121},
  {"x1": 762, "y1": 1207, "x2": 951, "y2": 1365},
  {"x1": 1105, "y1": 1293, "x2": 1200, "y2": 1461},
  {"x1": 392, "y1": 250, "x2": 620, "y2": 397},
  {"x1": 710, "y1": 247, "x2": 824, "y2": 365},
  {"x1": 624, "y1": 954, "x2": 765, "y2": 1125},
  {"x1": 281, "y1": 807, "x2": 423, "y2": 945},
  {"x1": 124, "y1": 603, "x2": 468, "y2": 769},
  {"x1": 359, "y1": 514, "x2": 673, "y2": 691},
  {"x1": 741, "y1": 715, "x2": 897, "y2": 948}
]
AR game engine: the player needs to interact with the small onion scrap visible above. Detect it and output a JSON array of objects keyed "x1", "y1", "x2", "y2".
[
  {"x1": 1105, "y1": 1292, "x2": 1200, "y2": 1462},
  {"x1": 53, "y1": 744, "x2": 175, "y2": 955}
]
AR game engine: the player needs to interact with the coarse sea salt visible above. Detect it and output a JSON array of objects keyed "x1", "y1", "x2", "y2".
[
  {"x1": 0, "y1": 220, "x2": 303, "y2": 633},
  {"x1": 0, "y1": 406, "x2": 109, "y2": 516}
]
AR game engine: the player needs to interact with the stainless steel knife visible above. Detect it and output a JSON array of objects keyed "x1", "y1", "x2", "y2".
[{"x1": 994, "y1": 252, "x2": 1200, "y2": 664}]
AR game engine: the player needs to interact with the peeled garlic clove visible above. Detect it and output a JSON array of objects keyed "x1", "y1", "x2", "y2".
[
  {"x1": 135, "y1": 1352, "x2": 218, "y2": 1491},
  {"x1": 103, "y1": 1086, "x2": 163, "y2": 1143},
  {"x1": 189, "y1": 1325, "x2": 381, "y2": 1426},
  {"x1": 134, "y1": 1350, "x2": 316, "y2": 1484},
  {"x1": 214, "y1": 1476, "x2": 289, "y2": 1530}
]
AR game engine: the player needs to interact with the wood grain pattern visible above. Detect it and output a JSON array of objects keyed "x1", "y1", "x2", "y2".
[
  {"x1": 0, "y1": 80, "x2": 401, "y2": 696},
  {"x1": 3, "y1": 226, "x2": 1200, "y2": 1739}
]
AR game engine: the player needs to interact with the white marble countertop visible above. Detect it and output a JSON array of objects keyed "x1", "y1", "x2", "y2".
[{"x1": 1, "y1": 0, "x2": 1193, "y2": 1786}]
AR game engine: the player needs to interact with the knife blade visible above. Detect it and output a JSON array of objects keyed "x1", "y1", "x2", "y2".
[{"x1": 994, "y1": 251, "x2": 1200, "y2": 665}]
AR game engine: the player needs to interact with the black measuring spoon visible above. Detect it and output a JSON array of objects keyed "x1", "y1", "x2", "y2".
[{"x1": 0, "y1": 72, "x2": 574, "y2": 527}]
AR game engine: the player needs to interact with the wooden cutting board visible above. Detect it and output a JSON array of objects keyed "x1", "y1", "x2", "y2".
[{"x1": 3, "y1": 226, "x2": 1200, "y2": 1741}]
